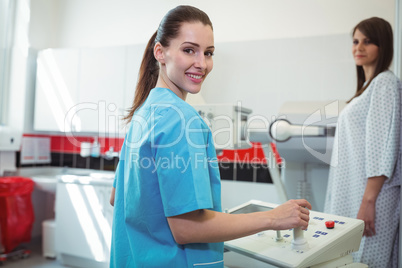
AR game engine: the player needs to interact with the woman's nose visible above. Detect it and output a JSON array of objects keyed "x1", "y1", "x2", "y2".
[
  {"x1": 356, "y1": 42, "x2": 364, "y2": 51},
  {"x1": 195, "y1": 54, "x2": 207, "y2": 69}
]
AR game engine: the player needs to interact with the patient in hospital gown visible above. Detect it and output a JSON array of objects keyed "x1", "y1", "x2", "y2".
[{"x1": 324, "y1": 17, "x2": 401, "y2": 268}]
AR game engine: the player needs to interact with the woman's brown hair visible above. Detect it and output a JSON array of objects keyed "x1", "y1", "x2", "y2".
[
  {"x1": 348, "y1": 17, "x2": 393, "y2": 103},
  {"x1": 124, "y1": 5, "x2": 213, "y2": 123}
]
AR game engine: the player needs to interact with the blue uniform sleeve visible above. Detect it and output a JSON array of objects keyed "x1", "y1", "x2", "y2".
[
  {"x1": 152, "y1": 106, "x2": 214, "y2": 217},
  {"x1": 366, "y1": 73, "x2": 401, "y2": 180}
]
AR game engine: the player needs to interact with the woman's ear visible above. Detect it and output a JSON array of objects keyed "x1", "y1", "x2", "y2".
[{"x1": 154, "y1": 42, "x2": 165, "y2": 64}]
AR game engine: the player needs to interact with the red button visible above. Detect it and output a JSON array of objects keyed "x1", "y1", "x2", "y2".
[{"x1": 325, "y1": 221, "x2": 335, "y2": 229}]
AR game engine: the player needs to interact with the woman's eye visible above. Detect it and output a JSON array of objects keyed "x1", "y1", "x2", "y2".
[
  {"x1": 364, "y1": 39, "x2": 371, "y2": 45},
  {"x1": 184, "y1": 48, "x2": 195, "y2": 54},
  {"x1": 205, "y1": 51, "x2": 214, "y2": 57},
  {"x1": 352, "y1": 40, "x2": 358, "y2": 45}
]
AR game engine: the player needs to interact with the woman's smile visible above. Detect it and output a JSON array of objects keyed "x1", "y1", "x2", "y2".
[{"x1": 186, "y1": 72, "x2": 204, "y2": 82}]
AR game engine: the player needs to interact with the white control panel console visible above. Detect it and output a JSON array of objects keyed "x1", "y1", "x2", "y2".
[{"x1": 225, "y1": 200, "x2": 365, "y2": 268}]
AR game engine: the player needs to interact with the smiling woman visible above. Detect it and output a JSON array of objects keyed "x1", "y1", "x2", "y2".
[{"x1": 110, "y1": 5, "x2": 311, "y2": 268}]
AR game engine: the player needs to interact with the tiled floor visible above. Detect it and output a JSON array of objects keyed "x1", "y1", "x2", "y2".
[
  {"x1": 0, "y1": 240, "x2": 274, "y2": 268},
  {"x1": 1, "y1": 240, "x2": 63, "y2": 268}
]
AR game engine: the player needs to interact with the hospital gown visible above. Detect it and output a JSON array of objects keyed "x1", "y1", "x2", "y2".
[{"x1": 324, "y1": 70, "x2": 401, "y2": 267}]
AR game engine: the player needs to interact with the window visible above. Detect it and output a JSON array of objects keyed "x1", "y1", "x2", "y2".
[{"x1": 0, "y1": 0, "x2": 16, "y2": 125}]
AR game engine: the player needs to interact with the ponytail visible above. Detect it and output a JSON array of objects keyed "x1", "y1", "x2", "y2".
[{"x1": 124, "y1": 31, "x2": 159, "y2": 123}]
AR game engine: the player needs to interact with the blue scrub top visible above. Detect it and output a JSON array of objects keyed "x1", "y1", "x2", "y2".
[{"x1": 110, "y1": 88, "x2": 224, "y2": 268}]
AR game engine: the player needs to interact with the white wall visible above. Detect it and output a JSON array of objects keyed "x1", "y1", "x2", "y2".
[
  {"x1": 200, "y1": 35, "x2": 355, "y2": 121},
  {"x1": 29, "y1": 0, "x2": 394, "y2": 48}
]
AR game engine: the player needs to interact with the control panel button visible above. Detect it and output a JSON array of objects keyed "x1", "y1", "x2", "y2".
[{"x1": 325, "y1": 221, "x2": 335, "y2": 229}]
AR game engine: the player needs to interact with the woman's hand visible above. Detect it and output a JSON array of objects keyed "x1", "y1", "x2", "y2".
[
  {"x1": 167, "y1": 199, "x2": 311, "y2": 244},
  {"x1": 357, "y1": 176, "x2": 386, "y2": 237},
  {"x1": 357, "y1": 200, "x2": 376, "y2": 236},
  {"x1": 110, "y1": 187, "x2": 116, "y2": 206},
  {"x1": 266, "y1": 199, "x2": 312, "y2": 230}
]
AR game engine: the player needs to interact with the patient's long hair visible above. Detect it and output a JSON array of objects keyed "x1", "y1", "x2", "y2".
[{"x1": 348, "y1": 17, "x2": 393, "y2": 103}]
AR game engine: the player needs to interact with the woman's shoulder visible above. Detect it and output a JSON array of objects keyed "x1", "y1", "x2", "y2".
[
  {"x1": 156, "y1": 98, "x2": 200, "y2": 119},
  {"x1": 143, "y1": 88, "x2": 199, "y2": 114},
  {"x1": 145, "y1": 90, "x2": 202, "y2": 125},
  {"x1": 367, "y1": 71, "x2": 402, "y2": 101},
  {"x1": 373, "y1": 70, "x2": 401, "y2": 87}
]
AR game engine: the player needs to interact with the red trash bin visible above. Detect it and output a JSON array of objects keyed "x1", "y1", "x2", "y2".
[{"x1": 0, "y1": 177, "x2": 35, "y2": 254}]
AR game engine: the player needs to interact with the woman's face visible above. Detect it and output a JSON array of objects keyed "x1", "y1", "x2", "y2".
[
  {"x1": 352, "y1": 28, "x2": 379, "y2": 75},
  {"x1": 155, "y1": 22, "x2": 214, "y2": 100}
]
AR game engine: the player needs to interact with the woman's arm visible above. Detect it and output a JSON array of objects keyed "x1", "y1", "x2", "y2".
[
  {"x1": 110, "y1": 187, "x2": 116, "y2": 206},
  {"x1": 167, "y1": 199, "x2": 311, "y2": 244},
  {"x1": 357, "y1": 175, "x2": 386, "y2": 237}
]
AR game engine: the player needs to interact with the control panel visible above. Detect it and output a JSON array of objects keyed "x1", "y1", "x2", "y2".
[{"x1": 225, "y1": 200, "x2": 365, "y2": 268}]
